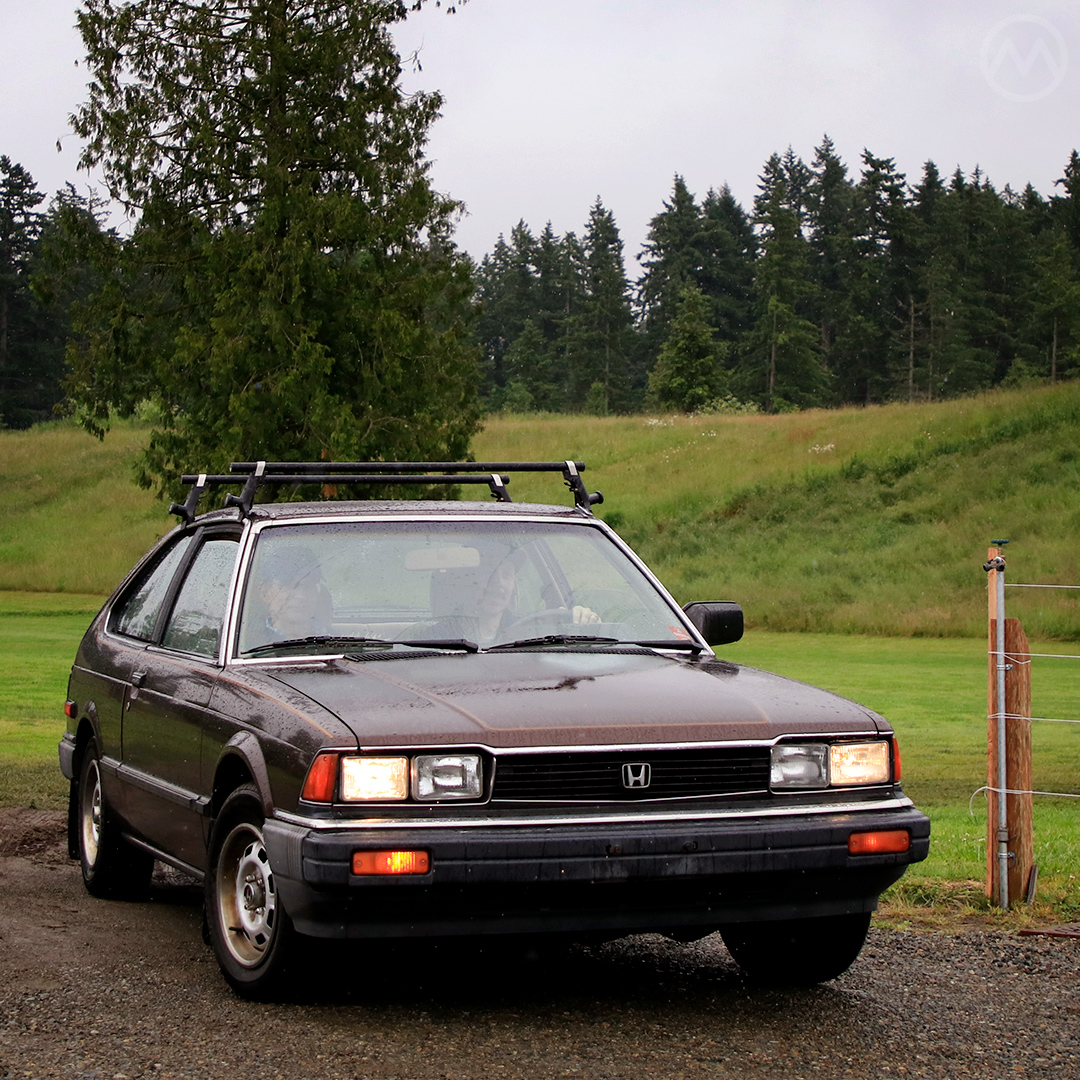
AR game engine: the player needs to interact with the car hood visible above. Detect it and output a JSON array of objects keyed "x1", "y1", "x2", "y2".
[{"x1": 257, "y1": 650, "x2": 887, "y2": 749}]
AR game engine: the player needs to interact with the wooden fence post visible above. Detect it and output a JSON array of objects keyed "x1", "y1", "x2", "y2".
[{"x1": 986, "y1": 546, "x2": 1035, "y2": 905}]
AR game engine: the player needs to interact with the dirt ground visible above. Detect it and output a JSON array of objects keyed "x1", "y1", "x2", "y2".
[{"x1": 1, "y1": 807, "x2": 1078, "y2": 1080}]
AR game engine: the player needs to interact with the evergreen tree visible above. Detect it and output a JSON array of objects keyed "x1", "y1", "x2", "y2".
[
  {"x1": 636, "y1": 178, "x2": 755, "y2": 403},
  {"x1": 697, "y1": 185, "x2": 756, "y2": 342},
  {"x1": 564, "y1": 199, "x2": 633, "y2": 412},
  {"x1": 741, "y1": 167, "x2": 825, "y2": 411},
  {"x1": 1031, "y1": 227, "x2": 1080, "y2": 381},
  {"x1": 648, "y1": 283, "x2": 727, "y2": 412},
  {"x1": 838, "y1": 150, "x2": 912, "y2": 404},
  {"x1": 68, "y1": 0, "x2": 479, "y2": 496},
  {"x1": 805, "y1": 136, "x2": 856, "y2": 384},
  {"x1": 0, "y1": 157, "x2": 69, "y2": 428},
  {"x1": 504, "y1": 318, "x2": 561, "y2": 411},
  {"x1": 637, "y1": 176, "x2": 703, "y2": 356},
  {"x1": 1052, "y1": 150, "x2": 1080, "y2": 259},
  {"x1": 475, "y1": 222, "x2": 539, "y2": 404}
]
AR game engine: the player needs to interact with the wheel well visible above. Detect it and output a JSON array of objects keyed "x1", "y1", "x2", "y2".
[
  {"x1": 212, "y1": 754, "x2": 255, "y2": 817},
  {"x1": 68, "y1": 719, "x2": 97, "y2": 859},
  {"x1": 73, "y1": 718, "x2": 96, "y2": 769}
]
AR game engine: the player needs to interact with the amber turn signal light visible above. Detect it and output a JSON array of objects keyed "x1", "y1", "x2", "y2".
[
  {"x1": 301, "y1": 752, "x2": 339, "y2": 802},
  {"x1": 848, "y1": 830, "x2": 910, "y2": 855},
  {"x1": 352, "y1": 850, "x2": 430, "y2": 875}
]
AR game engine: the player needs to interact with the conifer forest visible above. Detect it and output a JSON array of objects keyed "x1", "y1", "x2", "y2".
[{"x1": 4, "y1": 137, "x2": 1080, "y2": 431}]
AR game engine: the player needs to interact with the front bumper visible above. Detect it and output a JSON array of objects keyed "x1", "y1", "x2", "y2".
[{"x1": 264, "y1": 802, "x2": 930, "y2": 939}]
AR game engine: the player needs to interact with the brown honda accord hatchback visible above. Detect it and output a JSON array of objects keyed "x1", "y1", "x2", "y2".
[{"x1": 60, "y1": 461, "x2": 929, "y2": 996}]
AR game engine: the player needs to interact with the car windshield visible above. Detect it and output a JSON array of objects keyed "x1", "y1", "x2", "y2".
[{"x1": 235, "y1": 519, "x2": 693, "y2": 657}]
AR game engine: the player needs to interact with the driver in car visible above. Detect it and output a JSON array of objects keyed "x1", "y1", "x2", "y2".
[{"x1": 472, "y1": 554, "x2": 600, "y2": 644}]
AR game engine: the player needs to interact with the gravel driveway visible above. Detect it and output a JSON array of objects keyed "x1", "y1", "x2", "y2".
[{"x1": 1, "y1": 808, "x2": 1077, "y2": 1079}]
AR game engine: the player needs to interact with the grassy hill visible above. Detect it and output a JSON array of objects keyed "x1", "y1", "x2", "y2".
[{"x1": 2, "y1": 382, "x2": 1079, "y2": 638}]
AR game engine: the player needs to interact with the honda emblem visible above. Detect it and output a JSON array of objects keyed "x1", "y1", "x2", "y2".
[{"x1": 621, "y1": 762, "x2": 651, "y2": 789}]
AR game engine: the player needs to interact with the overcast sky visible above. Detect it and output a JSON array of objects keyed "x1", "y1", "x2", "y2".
[{"x1": 2, "y1": 1, "x2": 1078, "y2": 270}]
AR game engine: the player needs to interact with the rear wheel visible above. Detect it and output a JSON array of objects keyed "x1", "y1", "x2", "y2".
[
  {"x1": 205, "y1": 784, "x2": 292, "y2": 998},
  {"x1": 719, "y1": 912, "x2": 871, "y2": 985},
  {"x1": 78, "y1": 744, "x2": 153, "y2": 899}
]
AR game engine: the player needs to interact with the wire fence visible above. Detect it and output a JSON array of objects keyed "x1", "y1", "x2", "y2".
[{"x1": 983, "y1": 576, "x2": 1080, "y2": 802}]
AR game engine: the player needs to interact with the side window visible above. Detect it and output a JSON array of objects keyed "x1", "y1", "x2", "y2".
[
  {"x1": 161, "y1": 537, "x2": 239, "y2": 658},
  {"x1": 113, "y1": 536, "x2": 194, "y2": 641}
]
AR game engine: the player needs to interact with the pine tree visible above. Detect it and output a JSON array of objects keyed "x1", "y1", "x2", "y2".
[
  {"x1": 1052, "y1": 150, "x2": 1080, "y2": 259},
  {"x1": 564, "y1": 199, "x2": 633, "y2": 412},
  {"x1": 0, "y1": 156, "x2": 67, "y2": 428},
  {"x1": 805, "y1": 136, "x2": 856, "y2": 385},
  {"x1": 648, "y1": 284, "x2": 727, "y2": 412},
  {"x1": 741, "y1": 165, "x2": 826, "y2": 411},
  {"x1": 697, "y1": 185, "x2": 756, "y2": 342},
  {"x1": 838, "y1": 150, "x2": 912, "y2": 403},
  {"x1": 67, "y1": 0, "x2": 479, "y2": 495},
  {"x1": 475, "y1": 222, "x2": 540, "y2": 405},
  {"x1": 637, "y1": 176, "x2": 703, "y2": 355},
  {"x1": 1031, "y1": 228, "x2": 1080, "y2": 381}
]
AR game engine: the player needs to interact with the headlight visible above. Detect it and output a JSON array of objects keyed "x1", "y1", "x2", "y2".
[
  {"x1": 412, "y1": 754, "x2": 482, "y2": 800},
  {"x1": 830, "y1": 741, "x2": 890, "y2": 786},
  {"x1": 771, "y1": 740, "x2": 891, "y2": 790},
  {"x1": 340, "y1": 756, "x2": 409, "y2": 800},
  {"x1": 770, "y1": 744, "x2": 828, "y2": 789}
]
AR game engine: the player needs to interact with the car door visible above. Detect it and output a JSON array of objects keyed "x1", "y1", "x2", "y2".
[{"x1": 121, "y1": 530, "x2": 240, "y2": 869}]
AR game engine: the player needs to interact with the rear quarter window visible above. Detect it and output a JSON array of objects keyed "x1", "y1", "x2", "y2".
[{"x1": 112, "y1": 535, "x2": 194, "y2": 641}]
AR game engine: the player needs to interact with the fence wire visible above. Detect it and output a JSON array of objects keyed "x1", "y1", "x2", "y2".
[{"x1": 976, "y1": 575, "x2": 1080, "y2": 808}]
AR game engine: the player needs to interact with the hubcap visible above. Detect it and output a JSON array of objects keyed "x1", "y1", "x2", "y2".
[
  {"x1": 216, "y1": 822, "x2": 277, "y2": 967},
  {"x1": 81, "y1": 760, "x2": 102, "y2": 868}
]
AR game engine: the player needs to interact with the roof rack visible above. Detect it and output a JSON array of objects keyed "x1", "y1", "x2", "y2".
[{"x1": 168, "y1": 460, "x2": 603, "y2": 524}]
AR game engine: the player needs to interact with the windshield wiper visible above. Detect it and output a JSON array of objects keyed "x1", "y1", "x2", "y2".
[
  {"x1": 483, "y1": 635, "x2": 704, "y2": 655},
  {"x1": 484, "y1": 634, "x2": 621, "y2": 652},
  {"x1": 244, "y1": 635, "x2": 395, "y2": 657},
  {"x1": 246, "y1": 635, "x2": 480, "y2": 658}
]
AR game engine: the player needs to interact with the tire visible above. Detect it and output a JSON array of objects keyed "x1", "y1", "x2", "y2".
[
  {"x1": 205, "y1": 784, "x2": 292, "y2": 998},
  {"x1": 719, "y1": 911, "x2": 871, "y2": 986},
  {"x1": 78, "y1": 743, "x2": 153, "y2": 899}
]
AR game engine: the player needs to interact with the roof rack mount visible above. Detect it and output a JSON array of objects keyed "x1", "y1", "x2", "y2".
[{"x1": 170, "y1": 460, "x2": 603, "y2": 524}]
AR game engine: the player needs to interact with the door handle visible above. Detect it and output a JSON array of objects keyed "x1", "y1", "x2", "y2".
[{"x1": 131, "y1": 671, "x2": 147, "y2": 688}]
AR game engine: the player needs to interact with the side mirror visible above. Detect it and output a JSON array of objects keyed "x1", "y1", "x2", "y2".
[{"x1": 682, "y1": 601, "x2": 744, "y2": 646}]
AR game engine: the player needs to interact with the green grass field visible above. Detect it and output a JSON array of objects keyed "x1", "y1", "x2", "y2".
[
  {"x1": 3, "y1": 590, "x2": 1076, "y2": 922},
  {"x1": 2, "y1": 384, "x2": 1078, "y2": 923},
  {"x1": 3, "y1": 382, "x2": 1080, "y2": 638}
]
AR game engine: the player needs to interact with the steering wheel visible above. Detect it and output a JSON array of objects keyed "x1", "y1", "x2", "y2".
[{"x1": 508, "y1": 607, "x2": 573, "y2": 630}]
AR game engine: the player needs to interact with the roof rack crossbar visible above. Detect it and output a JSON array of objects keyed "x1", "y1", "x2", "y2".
[
  {"x1": 172, "y1": 460, "x2": 602, "y2": 521},
  {"x1": 228, "y1": 461, "x2": 586, "y2": 474}
]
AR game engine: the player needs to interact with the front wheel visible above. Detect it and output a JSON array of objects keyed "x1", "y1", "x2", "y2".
[
  {"x1": 78, "y1": 743, "x2": 153, "y2": 899},
  {"x1": 205, "y1": 784, "x2": 292, "y2": 998},
  {"x1": 719, "y1": 912, "x2": 871, "y2": 985}
]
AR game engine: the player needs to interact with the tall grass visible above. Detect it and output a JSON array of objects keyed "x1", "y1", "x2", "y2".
[
  {"x1": 2, "y1": 383, "x2": 1078, "y2": 637},
  {"x1": 0, "y1": 420, "x2": 173, "y2": 594},
  {"x1": 475, "y1": 383, "x2": 1080, "y2": 639}
]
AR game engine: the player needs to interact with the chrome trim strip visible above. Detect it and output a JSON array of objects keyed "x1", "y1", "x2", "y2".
[
  {"x1": 295, "y1": 733, "x2": 884, "y2": 757},
  {"x1": 121, "y1": 834, "x2": 205, "y2": 881},
  {"x1": 273, "y1": 795, "x2": 914, "y2": 831},
  {"x1": 226, "y1": 512, "x2": 709, "y2": 662}
]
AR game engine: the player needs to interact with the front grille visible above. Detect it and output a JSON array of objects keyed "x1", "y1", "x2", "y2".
[{"x1": 491, "y1": 747, "x2": 771, "y2": 803}]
